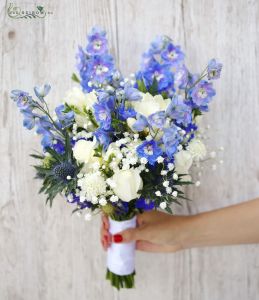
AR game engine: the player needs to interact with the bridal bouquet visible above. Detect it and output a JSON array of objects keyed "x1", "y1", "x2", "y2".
[{"x1": 11, "y1": 27, "x2": 222, "y2": 289}]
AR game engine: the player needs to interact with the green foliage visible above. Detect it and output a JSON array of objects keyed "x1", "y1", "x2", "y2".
[
  {"x1": 83, "y1": 108, "x2": 98, "y2": 128},
  {"x1": 136, "y1": 78, "x2": 160, "y2": 96},
  {"x1": 136, "y1": 79, "x2": 147, "y2": 93},
  {"x1": 192, "y1": 108, "x2": 202, "y2": 119},
  {"x1": 94, "y1": 144, "x2": 103, "y2": 158},
  {"x1": 31, "y1": 140, "x2": 82, "y2": 207},
  {"x1": 139, "y1": 166, "x2": 193, "y2": 213},
  {"x1": 106, "y1": 269, "x2": 135, "y2": 290},
  {"x1": 148, "y1": 78, "x2": 158, "y2": 96},
  {"x1": 71, "y1": 73, "x2": 80, "y2": 83}
]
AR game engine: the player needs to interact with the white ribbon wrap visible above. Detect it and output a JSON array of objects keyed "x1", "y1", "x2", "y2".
[{"x1": 107, "y1": 216, "x2": 137, "y2": 276}]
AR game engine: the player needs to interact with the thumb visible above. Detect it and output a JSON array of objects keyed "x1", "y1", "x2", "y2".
[{"x1": 113, "y1": 225, "x2": 149, "y2": 243}]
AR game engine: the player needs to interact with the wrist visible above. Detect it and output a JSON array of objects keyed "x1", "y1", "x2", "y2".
[{"x1": 175, "y1": 214, "x2": 203, "y2": 250}]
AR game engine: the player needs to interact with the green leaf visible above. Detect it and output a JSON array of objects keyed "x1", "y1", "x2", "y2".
[
  {"x1": 148, "y1": 77, "x2": 158, "y2": 96},
  {"x1": 65, "y1": 132, "x2": 72, "y2": 161},
  {"x1": 193, "y1": 108, "x2": 202, "y2": 118},
  {"x1": 71, "y1": 73, "x2": 80, "y2": 83},
  {"x1": 136, "y1": 79, "x2": 147, "y2": 93},
  {"x1": 30, "y1": 153, "x2": 45, "y2": 160},
  {"x1": 165, "y1": 206, "x2": 173, "y2": 214},
  {"x1": 45, "y1": 147, "x2": 63, "y2": 162}
]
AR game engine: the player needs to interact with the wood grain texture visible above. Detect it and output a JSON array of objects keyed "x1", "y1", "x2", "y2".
[{"x1": 1, "y1": 0, "x2": 259, "y2": 299}]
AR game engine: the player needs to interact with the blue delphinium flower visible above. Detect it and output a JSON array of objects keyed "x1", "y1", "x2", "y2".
[
  {"x1": 137, "y1": 35, "x2": 186, "y2": 95},
  {"x1": 53, "y1": 139, "x2": 65, "y2": 154},
  {"x1": 76, "y1": 27, "x2": 118, "y2": 92},
  {"x1": 136, "y1": 140, "x2": 162, "y2": 165},
  {"x1": 88, "y1": 54, "x2": 115, "y2": 84},
  {"x1": 55, "y1": 104, "x2": 74, "y2": 127},
  {"x1": 174, "y1": 65, "x2": 189, "y2": 89},
  {"x1": 163, "y1": 125, "x2": 182, "y2": 158},
  {"x1": 166, "y1": 96, "x2": 192, "y2": 126},
  {"x1": 93, "y1": 101, "x2": 112, "y2": 130},
  {"x1": 34, "y1": 84, "x2": 51, "y2": 101},
  {"x1": 135, "y1": 197, "x2": 155, "y2": 211},
  {"x1": 86, "y1": 26, "x2": 108, "y2": 55},
  {"x1": 22, "y1": 111, "x2": 36, "y2": 130},
  {"x1": 124, "y1": 85, "x2": 142, "y2": 101},
  {"x1": 76, "y1": 46, "x2": 90, "y2": 91},
  {"x1": 11, "y1": 90, "x2": 33, "y2": 110},
  {"x1": 35, "y1": 116, "x2": 53, "y2": 135},
  {"x1": 94, "y1": 128, "x2": 111, "y2": 150},
  {"x1": 148, "y1": 111, "x2": 166, "y2": 129},
  {"x1": 140, "y1": 61, "x2": 174, "y2": 92},
  {"x1": 207, "y1": 59, "x2": 223, "y2": 80},
  {"x1": 161, "y1": 42, "x2": 184, "y2": 66},
  {"x1": 132, "y1": 114, "x2": 148, "y2": 132},
  {"x1": 41, "y1": 132, "x2": 56, "y2": 149},
  {"x1": 118, "y1": 105, "x2": 136, "y2": 121},
  {"x1": 67, "y1": 193, "x2": 80, "y2": 204},
  {"x1": 190, "y1": 81, "x2": 216, "y2": 111},
  {"x1": 149, "y1": 36, "x2": 168, "y2": 54}
]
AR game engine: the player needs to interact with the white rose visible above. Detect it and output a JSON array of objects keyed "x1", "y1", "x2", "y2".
[
  {"x1": 131, "y1": 93, "x2": 170, "y2": 118},
  {"x1": 73, "y1": 139, "x2": 96, "y2": 163},
  {"x1": 188, "y1": 138, "x2": 207, "y2": 161},
  {"x1": 112, "y1": 169, "x2": 143, "y2": 202},
  {"x1": 64, "y1": 87, "x2": 97, "y2": 110},
  {"x1": 174, "y1": 150, "x2": 193, "y2": 175}
]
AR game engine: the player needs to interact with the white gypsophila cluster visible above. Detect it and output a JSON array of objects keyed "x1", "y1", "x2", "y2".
[
  {"x1": 181, "y1": 118, "x2": 225, "y2": 188},
  {"x1": 78, "y1": 172, "x2": 107, "y2": 203},
  {"x1": 104, "y1": 133, "x2": 144, "y2": 172}
]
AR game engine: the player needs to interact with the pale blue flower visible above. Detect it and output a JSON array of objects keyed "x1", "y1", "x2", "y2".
[
  {"x1": 163, "y1": 125, "x2": 182, "y2": 158},
  {"x1": 161, "y1": 43, "x2": 184, "y2": 66},
  {"x1": 148, "y1": 111, "x2": 166, "y2": 129},
  {"x1": 34, "y1": 84, "x2": 51, "y2": 100},
  {"x1": 190, "y1": 81, "x2": 216, "y2": 110},
  {"x1": 93, "y1": 101, "x2": 111, "y2": 130},
  {"x1": 132, "y1": 114, "x2": 148, "y2": 132},
  {"x1": 94, "y1": 128, "x2": 111, "y2": 150},
  {"x1": 207, "y1": 59, "x2": 223, "y2": 80},
  {"x1": 86, "y1": 26, "x2": 108, "y2": 55},
  {"x1": 166, "y1": 96, "x2": 192, "y2": 126}
]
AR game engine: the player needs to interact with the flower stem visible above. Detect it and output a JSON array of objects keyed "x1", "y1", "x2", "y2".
[{"x1": 106, "y1": 269, "x2": 135, "y2": 289}]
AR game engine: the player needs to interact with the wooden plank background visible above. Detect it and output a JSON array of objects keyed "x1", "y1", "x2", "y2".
[{"x1": 1, "y1": 0, "x2": 259, "y2": 299}]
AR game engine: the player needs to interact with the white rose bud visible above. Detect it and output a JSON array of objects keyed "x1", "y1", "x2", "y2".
[{"x1": 112, "y1": 169, "x2": 143, "y2": 202}]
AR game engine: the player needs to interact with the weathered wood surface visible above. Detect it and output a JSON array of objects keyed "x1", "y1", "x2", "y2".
[{"x1": 1, "y1": 0, "x2": 259, "y2": 299}]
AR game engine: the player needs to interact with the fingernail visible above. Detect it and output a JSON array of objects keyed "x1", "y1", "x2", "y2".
[{"x1": 113, "y1": 234, "x2": 123, "y2": 243}]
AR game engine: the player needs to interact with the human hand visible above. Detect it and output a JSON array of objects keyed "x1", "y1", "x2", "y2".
[{"x1": 101, "y1": 210, "x2": 191, "y2": 253}]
